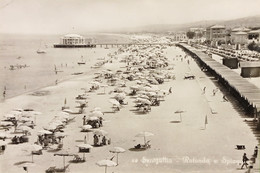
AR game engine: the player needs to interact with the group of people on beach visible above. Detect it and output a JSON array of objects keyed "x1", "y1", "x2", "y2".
[
  {"x1": 241, "y1": 146, "x2": 258, "y2": 170},
  {"x1": 93, "y1": 134, "x2": 110, "y2": 146}
]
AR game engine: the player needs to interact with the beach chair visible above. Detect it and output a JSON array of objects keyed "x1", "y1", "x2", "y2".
[
  {"x1": 236, "y1": 145, "x2": 245, "y2": 150},
  {"x1": 72, "y1": 154, "x2": 85, "y2": 163},
  {"x1": 46, "y1": 164, "x2": 70, "y2": 173},
  {"x1": 32, "y1": 149, "x2": 43, "y2": 155},
  {"x1": 142, "y1": 141, "x2": 151, "y2": 149}
]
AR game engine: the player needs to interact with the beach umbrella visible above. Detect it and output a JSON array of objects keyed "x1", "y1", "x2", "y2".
[
  {"x1": 62, "y1": 109, "x2": 73, "y2": 114},
  {"x1": 130, "y1": 85, "x2": 140, "y2": 91},
  {"x1": 82, "y1": 125, "x2": 92, "y2": 142},
  {"x1": 37, "y1": 130, "x2": 52, "y2": 135},
  {"x1": 109, "y1": 147, "x2": 126, "y2": 165},
  {"x1": 4, "y1": 114, "x2": 16, "y2": 119},
  {"x1": 135, "y1": 131, "x2": 154, "y2": 144},
  {"x1": 91, "y1": 107, "x2": 101, "y2": 112},
  {"x1": 88, "y1": 116, "x2": 99, "y2": 121},
  {"x1": 76, "y1": 100, "x2": 88, "y2": 105},
  {"x1": 54, "y1": 150, "x2": 73, "y2": 169},
  {"x1": 138, "y1": 94, "x2": 150, "y2": 100},
  {"x1": 93, "y1": 129, "x2": 108, "y2": 136},
  {"x1": 55, "y1": 132, "x2": 67, "y2": 138},
  {"x1": 0, "y1": 131, "x2": 11, "y2": 139},
  {"x1": 22, "y1": 144, "x2": 43, "y2": 162},
  {"x1": 100, "y1": 84, "x2": 108, "y2": 93},
  {"x1": 30, "y1": 111, "x2": 42, "y2": 115},
  {"x1": 76, "y1": 143, "x2": 93, "y2": 160},
  {"x1": 174, "y1": 109, "x2": 186, "y2": 122},
  {"x1": 0, "y1": 121, "x2": 13, "y2": 127},
  {"x1": 96, "y1": 160, "x2": 117, "y2": 173},
  {"x1": 18, "y1": 125, "x2": 31, "y2": 135},
  {"x1": 19, "y1": 117, "x2": 32, "y2": 122},
  {"x1": 109, "y1": 99, "x2": 120, "y2": 106},
  {"x1": 16, "y1": 161, "x2": 35, "y2": 173},
  {"x1": 90, "y1": 111, "x2": 103, "y2": 117},
  {"x1": 56, "y1": 112, "x2": 70, "y2": 119},
  {"x1": 114, "y1": 93, "x2": 126, "y2": 101},
  {"x1": 51, "y1": 120, "x2": 64, "y2": 126},
  {"x1": 136, "y1": 98, "x2": 151, "y2": 105},
  {"x1": 9, "y1": 110, "x2": 22, "y2": 116},
  {"x1": 82, "y1": 125, "x2": 92, "y2": 131}
]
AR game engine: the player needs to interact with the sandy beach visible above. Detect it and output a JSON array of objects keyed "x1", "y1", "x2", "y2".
[{"x1": 0, "y1": 44, "x2": 258, "y2": 173}]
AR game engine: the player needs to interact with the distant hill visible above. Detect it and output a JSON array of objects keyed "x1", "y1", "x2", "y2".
[{"x1": 123, "y1": 15, "x2": 260, "y2": 33}]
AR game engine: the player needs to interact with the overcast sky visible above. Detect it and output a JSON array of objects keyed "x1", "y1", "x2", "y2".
[{"x1": 0, "y1": 0, "x2": 260, "y2": 34}]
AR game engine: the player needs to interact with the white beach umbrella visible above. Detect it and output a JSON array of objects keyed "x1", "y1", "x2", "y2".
[
  {"x1": 135, "y1": 131, "x2": 154, "y2": 144},
  {"x1": 37, "y1": 130, "x2": 52, "y2": 135},
  {"x1": 82, "y1": 124, "x2": 92, "y2": 130},
  {"x1": 88, "y1": 116, "x2": 99, "y2": 121},
  {"x1": 174, "y1": 109, "x2": 186, "y2": 122},
  {"x1": 93, "y1": 129, "x2": 108, "y2": 136},
  {"x1": 91, "y1": 107, "x2": 101, "y2": 112},
  {"x1": 54, "y1": 150, "x2": 73, "y2": 169},
  {"x1": 9, "y1": 110, "x2": 22, "y2": 116},
  {"x1": 0, "y1": 131, "x2": 11, "y2": 139},
  {"x1": 96, "y1": 160, "x2": 117, "y2": 173},
  {"x1": 109, "y1": 147, "x2": 126, "y2": 165},
  {"x1": 114, "y1": 93, "x2": 126, "y2": 101},
  {"x1": 109, "y1": 99, "x2": 120, "y2": 106},
  {"x1": 0, "y1": 121, "x2": 13, "y2": 127},
  {"x1": 18, "y1": 125, "x2": 32, "y2": 134},
  {"x1": 16, "y1": 161, "x2": 35, "y2": 173},
  {"x1": 22, "y1": 144, "x2": 43, "y2": 162},
  {"x1": 76, "y1": 143, "x2": 93, "y2": 160},
  {"x1": 55, "y1": 132, "x2": 67, "y2": 138},
  {"x1": 90, "y1": 111, "x2": 103, "y2": 117},
  {"x1": 4, "y1": 114, "x2": 16, "y2": 119}
]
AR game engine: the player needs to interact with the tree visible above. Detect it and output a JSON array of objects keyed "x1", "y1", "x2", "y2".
[{"x1": 186, "y1": 31, "x2": 195, "y2": 39}]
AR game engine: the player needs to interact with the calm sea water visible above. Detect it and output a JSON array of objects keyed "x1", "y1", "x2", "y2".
[{"x1": 0, "y1": 33, "x2": 130, "y2": 100}]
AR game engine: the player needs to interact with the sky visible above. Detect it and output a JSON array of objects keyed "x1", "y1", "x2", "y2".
[{"x1": 0, "y1": 0, "x2": 260, "y2": 34}]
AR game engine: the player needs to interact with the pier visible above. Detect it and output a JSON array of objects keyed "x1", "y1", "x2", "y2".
[
  {"x1": 53, "y1": 43, "x2": 175, "y2": 48},
  {"x1": 178, "y1": 43, "x2": 260, "y2": 130}
]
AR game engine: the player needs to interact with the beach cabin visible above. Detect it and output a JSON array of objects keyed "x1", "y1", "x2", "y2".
[
  {"x1": 240, "y1": 62, "x2": 260, "y2": 78},
  {"x1": 222, "y1": 57, "x2": 238, "y2": 69}
]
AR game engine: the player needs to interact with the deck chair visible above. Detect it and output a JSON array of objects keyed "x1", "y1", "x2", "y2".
[
  {"x1": 54, "y1": 164, "x2": 70, "y2": 172},
  {"x1": 72, "y1": 154, "x2": 85, "y2": 163},
  {"x1": 142, "y1": 140, "x2": 151, "y2": 149}
]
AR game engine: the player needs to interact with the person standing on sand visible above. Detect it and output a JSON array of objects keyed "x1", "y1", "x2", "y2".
[
  {"x1": 241, "y1": 153, "x2": 249, "y2": 169},
  {"x1": 3, "y1": 90, "x2": 6, "y2": 98},
  {"x1": 254, "y1": 146, "x2": 258, "y2": 158},
  {"x1": 169, "y1": 87, "x2": 172, "y2": 94},
  {"x1": 223, "y1": 95, "x2": 228, "y2": 102},
  {"x1": 202, "y1": 87, "x2": 206, "y2": 94},
  {"x1": 83, "y1": 115, "x2": 86, "y2": 125}
]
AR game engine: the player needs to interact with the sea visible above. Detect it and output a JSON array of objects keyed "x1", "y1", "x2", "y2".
[{"x1": 0, "y1": 33, "x2": 131, "y2": 100}]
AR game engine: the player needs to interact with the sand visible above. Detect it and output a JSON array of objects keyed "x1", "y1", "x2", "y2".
[{"x1": 0, "y1": 46, "x2": 258, "y2": 173}]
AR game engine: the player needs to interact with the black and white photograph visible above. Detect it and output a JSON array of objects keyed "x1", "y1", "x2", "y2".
[{"x1": 0, "y1": 0, "x2": 260, "y2": 172}]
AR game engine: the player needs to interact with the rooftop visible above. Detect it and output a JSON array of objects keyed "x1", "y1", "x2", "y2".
[
  {"x1": 240, "y1": 62, "x2": 260, "y2": 68},
  {"x1": 232, "y1": 27, "x2": 251, "y2": 32},
  {"x1": 211, "y1": 25, "x2": 225, "y2": 29},
  {"x1": 63, "y1": 34, "x2": 83, "y2": 38},
  {"x1": 234, "y1": 31, "x2": 248, "y2": 35}
]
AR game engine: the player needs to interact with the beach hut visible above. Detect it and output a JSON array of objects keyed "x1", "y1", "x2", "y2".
[
  {"x1": 222, "y1": 58, "x2": 238, "y2": 69},
  {"x1": 240, "y1": 62, "x2": 260, "y2": 78}
]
